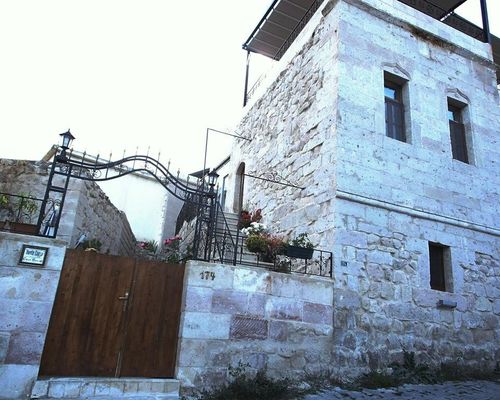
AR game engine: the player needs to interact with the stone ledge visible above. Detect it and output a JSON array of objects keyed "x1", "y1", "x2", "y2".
[{"x1": 31, "y1": 377, "x2": 180, "y2": 399}]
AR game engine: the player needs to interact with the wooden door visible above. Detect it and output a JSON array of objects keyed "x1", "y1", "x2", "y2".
[
  {"x1": 39, "y1": 250, "x2": 185, "y2": 378},
  {"x1": 120, "y1": 260, "x2": 184, "y2": 377}
]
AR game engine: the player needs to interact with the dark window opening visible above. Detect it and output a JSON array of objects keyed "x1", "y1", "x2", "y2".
[
  {"x1": 448, "y1": 100, "x2": 469, "y2": 164},
  {"x1": 429, "y1": 242, "x2": 450, "y2": 292},
  {"x1": 384, "y1": 76, "x2": 406, "y2": 142}
]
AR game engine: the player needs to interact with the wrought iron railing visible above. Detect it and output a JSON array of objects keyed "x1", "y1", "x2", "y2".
[
  {"x1": 209, "y1": 201, "x2": 333, "y2": 278},
  {"x1": 0, "y1": 192, "x2": 59, "y2": 236}
]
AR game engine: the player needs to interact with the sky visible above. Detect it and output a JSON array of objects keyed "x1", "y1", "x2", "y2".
[{"x1": 0, "y1": 0, "x2": 497, "y2": 176}]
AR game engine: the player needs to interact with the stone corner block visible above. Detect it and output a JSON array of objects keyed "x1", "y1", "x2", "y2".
[{"x1": 30, "y1": 380, "x2": 49, "y2": 398}]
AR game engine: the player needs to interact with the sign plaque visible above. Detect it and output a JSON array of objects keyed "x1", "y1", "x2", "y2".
[{"x1": 19, "y1": 245, "x2": 49, "y2": 267}]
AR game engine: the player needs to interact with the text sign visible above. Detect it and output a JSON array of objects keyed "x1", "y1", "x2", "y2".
[
  {"x1": 19, "y1": 245, "x2": 49, "y2": 267},
  {"x1": 200, "y1": 271, "x2": 215, "y2": 281}
]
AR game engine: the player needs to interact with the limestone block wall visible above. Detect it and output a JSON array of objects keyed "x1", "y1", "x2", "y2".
[
  {"x1": 332, "y1": 199, "x2": 499, "y2": 370},
  {"x1": 329, "y1": 0, "x2": 500, "y2": 370},
  {"x1": 176, "y1": 261, "x2": 334, "y2": 393},
  {"x1": 335, "y1": 0, "x2": 499, "y2": 228},
  {"x1": 0, "y1": 232, "x2": 66, "y2": 400},
  {"x1": 225, "y1": 0, "x2": 499, "y2": 374},
  {"x1": 227, "y1": 1, "x2": 341, "y2": 249},
  {"x1": 0, "y1": 159, "x2": 136, "y2": 256}
]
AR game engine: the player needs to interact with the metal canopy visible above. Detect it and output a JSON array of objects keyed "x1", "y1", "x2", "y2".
[
  {"x1": 243, "y1": 0, "x2": 324, "y2": 60},
  {"x1": 397, "y1": 0, "x2": 468, "y2": 20}
]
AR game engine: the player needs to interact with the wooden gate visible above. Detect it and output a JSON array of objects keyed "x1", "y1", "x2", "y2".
[{"x1": 39, "y1": 249, "x2": 185, "y2": 378}]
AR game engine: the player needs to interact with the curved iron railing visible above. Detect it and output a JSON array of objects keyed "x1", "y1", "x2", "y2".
[{"x1": 36, "y1": 146, "x2": 218, "y2": 261}]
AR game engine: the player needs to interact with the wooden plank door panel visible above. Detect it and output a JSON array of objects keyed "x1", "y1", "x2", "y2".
[
  {"x1": 120, "y1": 261, "x2": 185, "y2": 377},
  {"x1": 39, "y1": 250, "x2": 135, "y2": 377}
]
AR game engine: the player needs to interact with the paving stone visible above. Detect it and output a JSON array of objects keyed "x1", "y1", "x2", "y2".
[{"x1": 302, "y1": 381, "x2": 500, "y2": 400}]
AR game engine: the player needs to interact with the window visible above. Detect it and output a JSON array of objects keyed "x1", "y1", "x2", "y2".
[
  {"x1": 384, "y1": 73, "x2": 407, "y2": 142},
  {"x1": 448, "y1": 99, "x2": 469, "y2": 163},
  {"x1": 428, "y1": 242, "x2": 452, "y2": 292}
]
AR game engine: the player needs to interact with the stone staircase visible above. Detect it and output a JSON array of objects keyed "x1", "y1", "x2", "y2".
[
  {"x1": 213, "y1": 211, "x2": 259, "y2": 265},
  {"x1": 31, "y1": 377, "x2": 180, "y2": 400}
]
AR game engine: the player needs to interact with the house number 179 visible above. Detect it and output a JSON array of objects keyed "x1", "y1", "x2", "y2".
[{"x1": 200, "y1": 271, "x2": 215, "y2": 280}]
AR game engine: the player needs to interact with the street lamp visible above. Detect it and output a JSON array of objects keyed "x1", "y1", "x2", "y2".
[
  {"x1": 207, "y1": 170, "x2": 219, "y2": 192},
  {"x1": 59, "y1": 130, "x2": 75, "y2": 150}
]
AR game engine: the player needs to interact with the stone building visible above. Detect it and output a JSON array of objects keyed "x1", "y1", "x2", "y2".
[{"x1": 222, "y1": 0, "x2": 499, "y2": 371}]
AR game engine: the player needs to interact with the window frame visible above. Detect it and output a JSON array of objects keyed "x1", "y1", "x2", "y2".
[
  {"x1": 428, "y1": 242, "x2": 453, "y2": 292},
  {"x1": 447, "y1": 99, "x2": 470, "y2": 164},
  {"x1": 384, "y1": 72, "x2": 408, "y2": 143}
]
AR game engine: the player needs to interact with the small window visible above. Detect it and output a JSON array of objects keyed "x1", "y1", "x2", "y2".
[
  {"x1": 429, "y1": 242, "x2": 452, "y2": 292},
  {"x1": 384, "y1": 74, "x2": 406, "y2": 142},
  {"x1": 448, "y1": 99, "x2": 469, "y2": 163}
]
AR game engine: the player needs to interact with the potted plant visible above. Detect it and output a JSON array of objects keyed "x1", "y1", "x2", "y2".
[
  {"x1": 245, "y1": 234, "x2": 268, "y2": 254},
  {"x1": 238, "y1": 208, "x2": 262, "y2": 229},
  {"x1": 6, "y1": 193, "x2": 39, "y2": 234},
  {"x1": 286, "y1": 233, "x2": 315, "y2": 260}
]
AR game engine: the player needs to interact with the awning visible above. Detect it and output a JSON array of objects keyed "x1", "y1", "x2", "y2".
[
  {"x1": 397, "y1": 0, "x2": 468, "y2": 20},
  {"x1": 242, "y1": 0, "x2": 324, "y2": 60},
  {"x1": 243, "y1": 0, "x2": 499, "y2": 82}
]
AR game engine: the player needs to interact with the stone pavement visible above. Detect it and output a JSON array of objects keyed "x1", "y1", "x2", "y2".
[{"x1": 303, "y1": 381, "x2": 500, "y2": 400}]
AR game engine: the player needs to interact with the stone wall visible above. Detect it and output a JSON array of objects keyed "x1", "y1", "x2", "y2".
[
  {"x1": 176, "y1": 260, "x2": 334, "y2": 393},
  {"x1": 332, "y1": 198, "x2": 499, "y2": 371},
  {"x1": 0, "y1": 159, "x2": 136, "y2": 256},
  {"x1": 60, "y1": 179, "x2": 136, "y2": 256},
  {"x1": 226, "y1": 0, "x2": 340, "y2": 248},
  {"x1": 0, "y1": 232, "x2": 66, "y2": 400},
  {"x1": 225, "y1": 0, "x2": 499, "y2": 375}
]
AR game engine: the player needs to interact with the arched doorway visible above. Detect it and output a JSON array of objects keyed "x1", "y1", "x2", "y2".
[{"x1": 233, "y1": 162, "x2": 245, "y2": 212}]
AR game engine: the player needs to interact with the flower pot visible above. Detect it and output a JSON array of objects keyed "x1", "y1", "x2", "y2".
[
  {"x1": 1, "y1": 221, "x2": 38, "y2": 235},
  {"x1": 286, "y1": 245, "x2": 314, "y2": 260}
]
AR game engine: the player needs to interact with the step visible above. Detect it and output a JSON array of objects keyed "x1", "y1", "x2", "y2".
[{"x1": 31, "y1": 377, "x2": 180, "y2": 400}]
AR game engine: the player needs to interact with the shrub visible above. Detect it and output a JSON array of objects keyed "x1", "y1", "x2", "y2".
[
  {"x1": 82, "y1": 238, "x2": 102, "y2": 251},
  {"x1": 245, "y1": 234, "x2": 267, "y2": 253},
  {"x1": 197, "y1": 363, "x2": 299, "y2": 400},
  {"x1": 138, "y1": 239, "x2": 158, "y2": 253}
]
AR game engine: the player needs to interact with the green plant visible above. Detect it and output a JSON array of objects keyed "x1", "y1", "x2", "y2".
[
  {"x1": 197, "y1": 362, "x2": 298, "y2": 400},
  {"x1": 0, "y1": 194, "x2": 10, "y2": 209},
  {"x1": 164, "y1": 235, "x2": 182, "y2": 263},
  {"x1": 138, "y1": 239, "x2": 158, "y2": 253},
  {"x1": 14, "y1": 193, "x2": 38, "y2": 223},
  {"x1": 289, "y1": 233, "x2": 314, "y2": 249},
  {"x1": 245, "y1": 234, "x2": 267, "y2": 253},
  {"x1": 82, "y1": 239, "x2": 102, "y2": 251}
]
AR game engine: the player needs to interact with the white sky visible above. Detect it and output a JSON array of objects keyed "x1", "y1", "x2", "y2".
[{"x1": 0, "y1": 0, "x2": 497, "y2": 175}]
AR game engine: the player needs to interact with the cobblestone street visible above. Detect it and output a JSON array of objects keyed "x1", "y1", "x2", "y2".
[{"x1": 303, "y1": 381, "x2": 500, "y2": 400}]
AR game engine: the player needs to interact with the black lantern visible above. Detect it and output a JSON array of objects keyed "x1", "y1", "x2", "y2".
[
  {"x1": 59, "y1": 130, "x2": 75, "y2": 149},
  {"x1": 208, "y1": 170, "x2": 219, "y2": 191}
]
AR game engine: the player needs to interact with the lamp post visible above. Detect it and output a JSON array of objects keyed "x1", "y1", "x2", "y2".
[
  {"x1": 57, "y1": 130, "x2": 75, "y2": 161},
  {"x1": 207, "y1": 170, "x2": 219, "y2": 193},
  {"x1": 59, "y1": 130, "x2": 75, "y2": 149}
]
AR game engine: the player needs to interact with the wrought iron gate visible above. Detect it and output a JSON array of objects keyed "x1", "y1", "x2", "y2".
[{"x1": 37, "y1": 138, "x2": 221, "y2": 262}]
